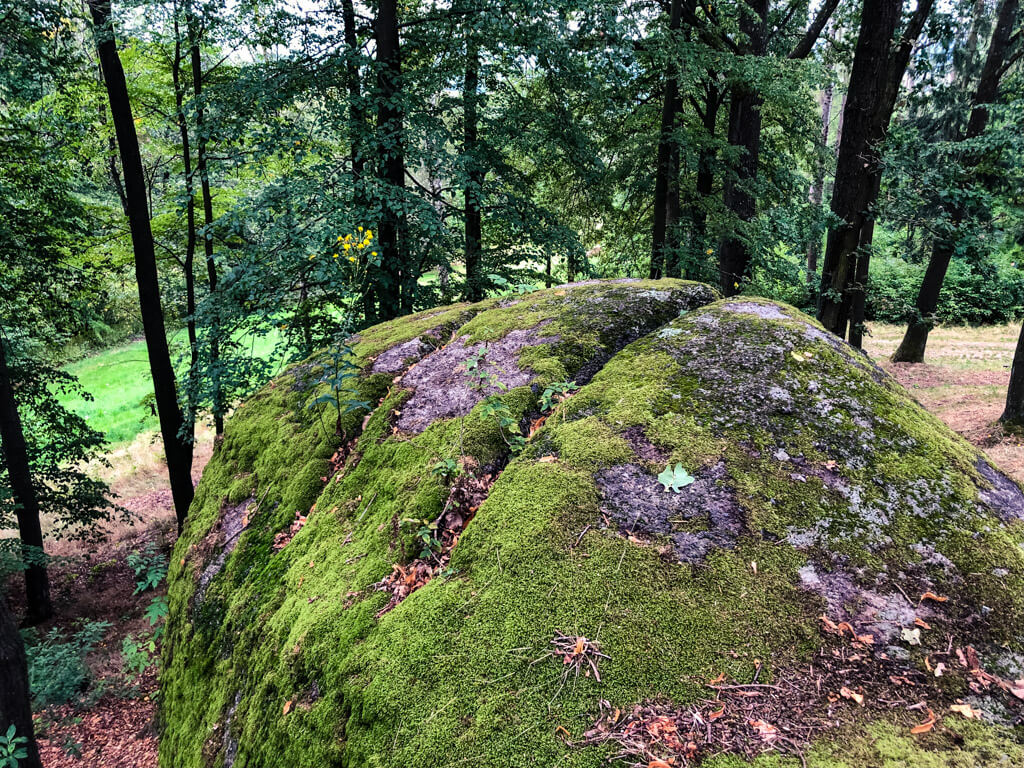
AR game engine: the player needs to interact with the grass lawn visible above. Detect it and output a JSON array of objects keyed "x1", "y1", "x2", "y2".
[{"x1": 62, "y1": 329, "x2": 281, "y2": 446}]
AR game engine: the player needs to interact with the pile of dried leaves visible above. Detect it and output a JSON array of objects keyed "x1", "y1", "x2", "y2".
[
  {"x1": 373, "y1": 470, "x2": 495, "y2": 616},
  {"x1": 572, "y1": 615, "x2": 1024, "y2": 767}
]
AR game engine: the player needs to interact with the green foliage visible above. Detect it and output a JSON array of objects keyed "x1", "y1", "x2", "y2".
[
  {"x1": 430, "y1": 458, "x2": 461, "y2": 479},
  {"x1": 23, "y1": 620, "x2": 110, "y2": 708},
  {"x1": 307, "y1": 340, "x2": 370, "y2": 437},
  {"x1": 121, "y1": 634, "x2": 157, "y2": 677},
  {"x1": 0, "y1": 725, "x2": 28, "y2": 768},
  {"x1": 657, "y1": 463, "x2": 696, "y2": 493},
  {"x1": 539, "y1": 381, "x2": 578, "y2": 412},
  {"x1": 127, "y1": 544, "x2": 168, "y2": 595}
]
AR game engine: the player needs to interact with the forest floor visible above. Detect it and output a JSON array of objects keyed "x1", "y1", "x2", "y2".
[{"x1": 17, "y1": 321, "x2": 1024, "y2": 767}]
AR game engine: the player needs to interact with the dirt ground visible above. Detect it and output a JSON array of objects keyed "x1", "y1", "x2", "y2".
[
  {"x1": 864, "y1": 322, "x2": 1024, "y2": 484},
  {"x1": 18, "y1": 321, "x2": 1024, "y2": 768}
]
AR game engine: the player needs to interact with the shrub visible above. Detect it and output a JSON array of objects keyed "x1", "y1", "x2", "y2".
[
  {"x1": 866, "y1": 257, "x2": 1024, "y2": 325},
  {"x1": 23, "y1": 619, "x2": 110, "y2": 707}
]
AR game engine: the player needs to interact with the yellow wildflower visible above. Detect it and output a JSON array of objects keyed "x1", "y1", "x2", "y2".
[
  {"x1": 706, "y1": 248, "x2": 713, "y2": 255},
  {"x1": 348, "y1": 256, "x2": 356, "y2": 262},
  {"x1": 333, "y1": 253, "x2": 339, "y2": 258},
  {"x1": 343, "y1": 243, "x2": 351, "y2": 251},
  {"x1": 371, "y1": 251, "x2": 377, "y2": 257}
]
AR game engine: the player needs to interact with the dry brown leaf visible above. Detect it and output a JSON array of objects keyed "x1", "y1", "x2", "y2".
[
  {"x1": 707, "y1": 672, "x2": 726, "y2": 685},
  {"x1": 950, "y1": 704, "x2": 979, "y2": 719},
  {"x1": 840, "y1": 686, "x2": 865, "y2": 706},
  {"x1": 648, "y1": 761, "x2": 671, "y2": 768},
  {"x1": 283, "y1": 700, "x2": 293, "y2": 716},
  {"x1": 914, "y1": 617, "x2": 931, "y2": 629},
  {"x1": 920, "y1": 592, "x2": 948, "y2": 603},
  {"x1": 538, "y1": 455, "x2": 558, "y2": 463},
  {"x1": 554, "y1": 725, "x2": 570, "y2": 740},
  {"x1": 749, "y1": 720, "x2": 779, "y2": 740},
  {"x1": 910, "y1": 709, "x2": 937, "y2": 734},
  {"x1": 708, "y1": 706, "x2": 725, "y2": 721}
]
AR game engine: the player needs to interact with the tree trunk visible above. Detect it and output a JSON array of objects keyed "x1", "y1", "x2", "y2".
[
  {"x1": 806, "y1": 83, "x2": 833, "y2": 286},
  {"x1": 374, "y1": 0, "x2": 407, "y2": 320},
  {"x1": 463, "y1": 36, "x2": 485, "y2": 301},
  {"x1": 89, "y1": 0, "x2": 195, "y2": 530},
  {"x1": 691, "y1": 81, "x2": 720, "y2": 260},
  {"x1": 1003, "y1": 318, "x2": 1024, "y2": 427},
  {"x1": 341, "y1": 0, "x2": 377, "y2": 324},
  {"x1": 816, "y1": 0, "x2": 935, "y2": 341},
  {"x1": 650, "y1": 0, "x2": 683, "y2": 281},
  {"x1": 717, "y1": 0, "x2": 768, "y2": 296},
  {"x1": 0, "y1": 597, "x2": 42, "y2": 768},
  {"x1": 0, "y1": 341, "x2": 51, "y2": 624},
  {"x1": 187, "y1": 7, "x2": 223, "y2": 435},
  {"x1": 171, "y1": 8, "x2": 199, "y2": 414},
  {"x1": 894, "y1": 0, "x2": 1018, "y2": 363}
]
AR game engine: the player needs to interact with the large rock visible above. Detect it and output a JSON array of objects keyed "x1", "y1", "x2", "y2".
[{"x1": 161, "y1": 282, "x2": 1024, "y2": 768}]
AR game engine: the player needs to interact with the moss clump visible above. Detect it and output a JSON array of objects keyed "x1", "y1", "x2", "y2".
[{"x1": 161, "y1": 288, "x2": 1024, "y2": 768}]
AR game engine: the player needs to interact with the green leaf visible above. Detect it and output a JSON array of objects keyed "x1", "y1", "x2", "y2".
[{"x1": 658, "y1": 463, "x2": 695, "y2": 493}]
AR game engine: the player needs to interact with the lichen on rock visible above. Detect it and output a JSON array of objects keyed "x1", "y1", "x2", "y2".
[{"x1": 161, "y1": 284, "x2": 1024, "y2": 768}]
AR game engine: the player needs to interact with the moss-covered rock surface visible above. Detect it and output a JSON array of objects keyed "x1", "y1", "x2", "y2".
[{"x1": 161, "y1": 281, "x2": 1024, "y2": 767}]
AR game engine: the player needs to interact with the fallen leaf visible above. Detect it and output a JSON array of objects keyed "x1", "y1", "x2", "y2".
[
  {"x1": 914, "y1": 617, "x2": 931, "y2": 630},
  {"x1": 902, "y1": 627, "x2": 922, "y2": 646},
  {"x1": 708, "y1": 706, "x2": 725, "y2": 721},
  {"x1": 920, "y1": 592, "x2": 948, "y2": 604},
  {"x1": 749, "y1": 720, "x2": 779, "y2": 740},
  {"x1": 538, "y1": 455, "x2": 558, "y2": 463},
  {"x1": 910, "y1": 709, "x2": 937, "y2": 734},
  {"x1": 708, "y1": 672, "x2": 726, "y2": 685},
  {"x1": 855, "y1": 633, "x2": 875, "y2": 645},
  {"x1": 648, "y1": 761, "x2": 671, "y2": 768},
  {"x1": 934, "y1": 662, "x2": 946, "y2": 678},
  {"x1": 554, "y1": 725, "x2": 570, "y2": 740},
  {"x1": 950, "y1": 703, "x2": 979, "y2": 719},
  {"x1": 283, "y1": 700, "x2": 293, "y2": 715},
  {"x1": 840, "y1": 686, "x2": 865, "y2": 706}
]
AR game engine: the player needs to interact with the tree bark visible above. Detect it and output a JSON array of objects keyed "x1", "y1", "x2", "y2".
[
  {"x1": 717, "y1": 0, "x2": 767, "y2": 296},
  {"x1": 806, "y1": 83, "x2": 833, "y2": 287},
  {"x1": 690, "y1": 81, "x2": 720, "y2": 260},
  {"x1": 0, "y1": 597, "x2": 41, "y2": 768},
  {"x1": 1003, "y1": 318, "x2": 1024, "y2": 427},
  {"x1": 650, "y1": 0, "x2": 683, "y2": 281},
  {"x1": 171, "y1": 7, "x2": 199, "y2": 407},
  {"x1": 895, "y1": 0, "x2": 1018, "y2": 363},
  {"x1": 463, "y1": 35, "x2": 485, "y2": 300},
  {"x1": 89, "y1": 0, "x2": 195, "y2": 530},
  {"x1": 374, "y1": 0, "x2": 408, "y2": 319},
  {"x1": 816, "y1": 0, "x2": 935, "y2": 342},
  {"x1": 0, "y1": 340, "x2": 51, "y2": 624},
  {"x1": 187, "y1": 6, "x2": 223, "y2": 434}
]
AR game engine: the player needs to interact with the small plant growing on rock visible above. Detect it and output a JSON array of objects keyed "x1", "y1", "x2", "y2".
[
  {"x1": 308, "y1": 341, "x2": 369, "y2": 436},
  {"x1": 539, "y1": 381, "x2": 578, "y2": 412},
  {"x1": 430, "y1": 458, "x2": 461, "y2": 480},
  {"x1": 402, "y1": 518, "x2": 442, "y2": 561}
]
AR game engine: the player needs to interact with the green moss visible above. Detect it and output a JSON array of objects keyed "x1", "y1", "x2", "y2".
[{"x1": 161, "y1": 286, "x2": 1024, "y2": 768}]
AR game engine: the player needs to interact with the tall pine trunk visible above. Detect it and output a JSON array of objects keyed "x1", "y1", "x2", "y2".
[
  {"x1": 374, "y1": 0, "x2": 408, "y2": 319},
  {"x1": 89, "y1": 0, "x2": 195, "y2": 530},
  {"x1": 0, "y1": 341, "x2": 51, "y2": 624},
  {"x1": 895, "y1": 0, "x2": 1018, "y2": 363},
  {"x1": 0, "y1": 597, "x2": 42, "y2": 768},
  {"x1": 650, "y1": 0, "x2": 683, "y2": 280}
]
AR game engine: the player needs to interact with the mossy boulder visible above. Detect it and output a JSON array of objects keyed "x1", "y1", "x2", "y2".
[{"x1": 161, "y1": 282, "x2": 1024, "y2": 768}]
